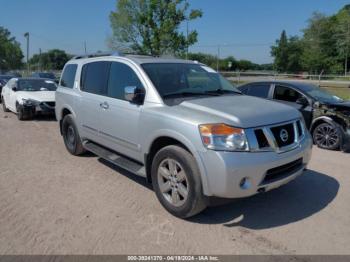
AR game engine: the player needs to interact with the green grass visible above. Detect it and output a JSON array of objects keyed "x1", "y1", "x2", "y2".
[{"x1": 323, "y1": 87, "x2": 350, "y2": 100}]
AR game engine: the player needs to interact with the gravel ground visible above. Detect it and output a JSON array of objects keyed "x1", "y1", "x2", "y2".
[{"x1": 0, "y1": 109, "x2": 349, "y2": 255}]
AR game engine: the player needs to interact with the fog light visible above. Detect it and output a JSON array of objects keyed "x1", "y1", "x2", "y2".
[{"x1": 239, "y1": 177, "x2": 251, "y2": 190}]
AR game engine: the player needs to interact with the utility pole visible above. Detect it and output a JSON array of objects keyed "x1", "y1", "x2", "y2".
[
  {"x1": 24, "y1": 32, "x2": 30, "y2": 75},
  {"x1": 186, "y1": 19, "x2": 189, "y2": 60},
  {"x1": 345, "y1": 23, "x2": 349, "y2": 76},
  {"x1": 84, "y1": 41, "x2": 87, "y2": 55},
  {"x1": 216, "y1": 45, "x2": 221, "y2": 72},
  {"x1": 39, "y1": 48, "x2": 42, "y2": 71}
]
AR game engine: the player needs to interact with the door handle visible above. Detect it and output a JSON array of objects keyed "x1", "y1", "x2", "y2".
[{"x1": 100, "y1": 102, "x2": 109, "y2": 110}]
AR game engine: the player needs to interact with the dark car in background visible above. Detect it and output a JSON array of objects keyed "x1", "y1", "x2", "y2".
[
  {"x1": 0, "y1": 75, "x2": 13, "y2": 102},
  {"x1": 238, "y1": 81, "x2": 350, "y2": 151},
  {"x1": 31, "y1": 72, "x2": 58, "y2": 83}
]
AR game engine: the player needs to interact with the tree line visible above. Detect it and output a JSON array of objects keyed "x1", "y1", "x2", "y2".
[
  {"x1": 0, "y1": 26, "x2": 72, "y2": 72},
  {"x1": 184, "y1": 52, "x2": 272, "y2": 71},
  {"x1": 271, "y1": 5, "x2": 350, "y2": 74},
  {"x1": 0, "y1": 27, "x2": 23, "y2": 72}
]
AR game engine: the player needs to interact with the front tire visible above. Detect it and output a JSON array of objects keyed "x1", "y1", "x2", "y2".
[
  {"x1": 151, "y1": 145, "x2": 207, "y2": 218},
  {"x1": 62, "y1": 114, "x2": 85, "y2": 155},
  {"x1": 313, "y1": 122, "x2": 342, "y2": 150},
  {"x1": 16, "y1": 104, "x2": 26, "y2": 121}
]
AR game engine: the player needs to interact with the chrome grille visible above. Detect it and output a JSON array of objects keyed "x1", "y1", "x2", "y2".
[
  {"x1": 246, "y1": 119, "x2": 306, "y2": 153},
  {"x1": 270, "y1": 123, "x2": 295, "y2": 147}
]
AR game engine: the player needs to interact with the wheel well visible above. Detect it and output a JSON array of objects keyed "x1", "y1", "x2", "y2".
[
  {"x1": 145, "y1": 137, "x2": 191, "y2": 183},
  {"x1": 310, "y1": 119, "x2": 327, "y2": 134},
  {"x1": 59, "y1": 108, "x2": 72, "y2": 135},
  {"x1": 311, "y1": 117, "x2": 346, "y2": 134}
]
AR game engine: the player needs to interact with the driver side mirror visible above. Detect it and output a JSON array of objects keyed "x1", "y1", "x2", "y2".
[
  {"x1": 313, "y1": 101, "x2": 320, "y2": 108},
  {"x1": 124, "y1": 86, "x2": 145, "y2": 104},
  {"x1": 296, "y1": 96, "x2": 308, "y2": 106}
]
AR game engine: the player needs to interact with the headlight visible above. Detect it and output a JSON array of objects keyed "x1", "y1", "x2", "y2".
[
  {"x1": 342, "y1": 110, "x2": 350, "y2": 116},
  {"x1": 22, "y1": 98, "x2": 36, "y2": 106},
  {"x1": 199, "y1": 124, "x2": 249, "y2": 151}
]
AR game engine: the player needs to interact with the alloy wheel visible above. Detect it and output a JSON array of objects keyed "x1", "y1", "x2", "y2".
[
  {"x1": 157, "y1": 158, "x2": 189, "y2": 207},
  {"x1": 66, "y1": 125, "x2": 76, "y2": 149},
  {"x1": 314, "y1": 124, "x2": 339, "y2": 149}
]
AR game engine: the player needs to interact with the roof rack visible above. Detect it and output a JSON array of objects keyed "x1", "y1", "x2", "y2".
[{"x1": 71, "y1": 51, "x2": 123, "y2": 60}]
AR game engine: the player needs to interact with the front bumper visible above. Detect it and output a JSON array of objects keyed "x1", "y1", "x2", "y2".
[
  {"x1": 20, "y1": 102, "x2": 55, "y2": 116},
  {"x1": 198, "y1": 133, "x2": 313, "y2": 198}
]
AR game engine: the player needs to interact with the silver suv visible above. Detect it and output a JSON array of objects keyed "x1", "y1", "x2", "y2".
[{"x1": 56, "y1": 52, "x2": 312, "y2": 218}]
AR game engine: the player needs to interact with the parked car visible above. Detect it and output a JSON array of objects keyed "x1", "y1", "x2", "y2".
[
  {"x1": 31, "y1": 72, "x2": 59, "y2": 83},
  {"x1": 5, "y1": 71, "x2": 22, "y2": 78},
  {"x1": 238, "y1": 81, "x2": 350, "y2": 151},
  {"x1": 0, "y1": 75, "x2": 13, "y2": 102},
  {"x1": 55, "y1": 53, "x2": 312, "y2": 218},
  {"x1": 1, "y1": 78, "x2": 57, "y2": 120}
]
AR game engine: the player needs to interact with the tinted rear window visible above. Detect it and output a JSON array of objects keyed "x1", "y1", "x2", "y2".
[
  {"x1": 60, "y1": 64, "x2": 77, "y2": 88},
  {"x1": 81, "y1": 62, "x2": 110, "y2": 95}
]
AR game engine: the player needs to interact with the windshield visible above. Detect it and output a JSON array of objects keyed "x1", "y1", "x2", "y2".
[
  {"x1": 304, "y1": 85, "x2": 344, "y2": 103},
  {"x1": 141, "y1": 63, "x2": 240, "y2": 97},
  {"x1": 18, "y1": 79, "x2": 57, "y2": 91}
]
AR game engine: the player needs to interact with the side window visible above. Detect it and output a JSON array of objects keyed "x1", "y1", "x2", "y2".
[
  {"x1": 107, "y1": 62, "x2": 143, "y2": 100},
  {"x1": 81, "y1": 61, "x2": 110, "y2": 95},
  {"x1": 60, "y1": 64, "x2": 78, "y2": 88},
  {"x1": 247, "y1": 84, "x2": 270, "y2": 98},
  {"x1": 274, "y1": 85, "x2": 302, "y2": 102}
]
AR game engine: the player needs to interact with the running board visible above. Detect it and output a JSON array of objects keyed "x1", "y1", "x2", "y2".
[{"x1": 83, "y1": 141, "x2": 146, "y2": 178}]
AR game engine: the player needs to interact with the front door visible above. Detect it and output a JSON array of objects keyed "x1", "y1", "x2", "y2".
[
  {"x1": 273, "y1": 84, "x2": 313, "y2": 128},
  {"x1": 98, "y1": 61, "x2": 145, "y2": 162},
  {"x1": 7, "y1": 80, "x2": 18, "y2": 111}
]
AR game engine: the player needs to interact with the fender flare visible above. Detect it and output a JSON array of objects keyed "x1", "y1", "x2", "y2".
[
  {"x1": 58, "y1": 105, "x2": 77, "y2": 135},
  {"x1": 310, "y1": 116, "x2": 337, "y2": 132},
  {"x1": 145, "y1": 129, "x2": 211, "y2": 196}
]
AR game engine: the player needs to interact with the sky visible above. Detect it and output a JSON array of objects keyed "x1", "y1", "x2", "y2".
[{"x1": 1, "y1": 0, "x2": 349, "y2": 64}]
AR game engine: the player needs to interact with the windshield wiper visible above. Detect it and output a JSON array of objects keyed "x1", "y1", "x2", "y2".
[
  {"x1": 205, "y1": 89, "x2": 242, "y2": 95},
  {"x1": 162, "y1": 91, "x2": 220, "y2": 98}
]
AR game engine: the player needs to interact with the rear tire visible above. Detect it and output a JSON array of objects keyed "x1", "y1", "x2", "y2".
[
  {"x1": 151, "y1": 145, "x2": 207, "y2": 218},
  {"x1": 62, "y1": 114, "x2": 85, "y2": 155},
  {"x1": 312, "y1": 122, "x2": 342, "y2": 150},
  {"x1": 2, "y1": 97, "x2": 9, "y2": 112}
]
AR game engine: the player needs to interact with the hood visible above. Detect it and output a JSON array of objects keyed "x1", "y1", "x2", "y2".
[
  {"x1": 328, "y1": 101, "x2": 350, "y2": 110},
  {"x1": 321, "y1": 100, "x2": 350, "y2": 116},
  {"x1": 16, "y1": 91, "x2": 55, "y2": 102},
  {"x1": 179, "y1": 95, "x2": 301, "y2": 128}
]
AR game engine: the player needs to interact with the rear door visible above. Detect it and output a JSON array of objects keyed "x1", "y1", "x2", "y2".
[
  {"x1": 272, "y1": 84, "x2": 313, "y2": 127},
  {"x1": 78, "y1": 61, "x2": 110, "y2": 144},
  {"x1": 98, "y1": 61, "x2": 145, "y2": 162}
]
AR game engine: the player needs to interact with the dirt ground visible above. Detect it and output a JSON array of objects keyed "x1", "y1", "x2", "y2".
[{"x1": 0, "y1": 109, "x2": 349, "y2": 255}]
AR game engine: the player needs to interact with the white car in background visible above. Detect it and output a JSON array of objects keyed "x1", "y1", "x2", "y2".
[{"x1": 1, "y1": 78, "x2": 57, "y2": 120}]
